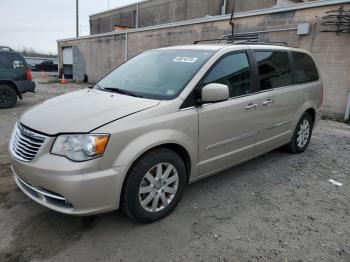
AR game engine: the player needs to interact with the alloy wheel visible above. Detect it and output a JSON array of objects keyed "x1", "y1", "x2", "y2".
[
  {"x1": 138, "y1": 162, "x2": 179, "y2": 212},
  {"x1": 297, "y1": 119, "x2": 310, "y2": 148}
]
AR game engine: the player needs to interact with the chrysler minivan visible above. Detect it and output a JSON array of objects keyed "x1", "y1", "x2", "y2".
[{"x1": 9, "y1": 44, "x2": 322, "y2": 222}]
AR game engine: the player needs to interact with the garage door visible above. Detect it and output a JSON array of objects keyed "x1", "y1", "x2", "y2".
[{"x1": 63, "y1": 47, "x2": 73, "y2": 65}]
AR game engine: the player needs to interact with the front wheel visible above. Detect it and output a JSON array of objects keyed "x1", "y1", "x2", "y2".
[
  {"x1": 286, "y1": 112, "x2": 313, "y2": 154},
  {"x1": 122, "y1": 148, "x2": 186, "y2": 223}
]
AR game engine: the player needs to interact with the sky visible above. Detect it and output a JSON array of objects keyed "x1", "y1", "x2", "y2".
[{"x1": 0, "y1": 0, "x2": 141, "y2": 54}]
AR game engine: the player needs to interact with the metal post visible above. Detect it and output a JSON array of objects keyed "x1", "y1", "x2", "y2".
[
  {"x1": 229, "y1": 0, "x2": 235, "y2": 43},
  {"x1": 136, "y1": 3, "x2": 139, "y2": 28},
  {"x1": 345, "y1": 91, "x2": 350, "y2": 122},
  {"x1": 76, "y1": 0, "x2": 79, "y2": 37},
  {"x1": 125, "y1": 33, "x2": 128, "y2": 61}
]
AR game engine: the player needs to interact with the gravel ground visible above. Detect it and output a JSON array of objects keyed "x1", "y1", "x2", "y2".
[{"x1": 0, "y1": 81, "x2": 349, "y2": 262}]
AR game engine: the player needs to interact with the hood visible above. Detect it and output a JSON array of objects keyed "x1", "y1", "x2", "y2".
[{"x1": 20, "y1": 89, "x2": 160, "y2": 135}]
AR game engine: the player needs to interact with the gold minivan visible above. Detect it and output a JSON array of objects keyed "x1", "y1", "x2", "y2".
[{"x1": 9, "y1": 44, "x2": 322, "y2": 222}]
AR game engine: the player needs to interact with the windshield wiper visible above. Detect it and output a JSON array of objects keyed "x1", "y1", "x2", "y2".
[{"x1": 100, "y1": 86, "x2": 144, "y2": 98}]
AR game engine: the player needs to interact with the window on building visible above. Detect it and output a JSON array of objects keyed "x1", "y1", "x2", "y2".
[
  {"x1": 203, "y1": 53, "x2": 252, "y2": 98},
  {"x1": 254, "y1": 51, "x2": 292, "y2": 90},
  {"x1": 292, "y1": 52, "x2": 319, "y2": 84}
]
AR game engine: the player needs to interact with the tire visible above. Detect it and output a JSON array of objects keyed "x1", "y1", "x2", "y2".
[
  {"x1": 122, "y1": 148, "x2": 186, "y2": 223},
  {"x1": 0, "y1": 85, "x2": 17, "y2": 109},
  {"x1": 286, "y1": 112, "x2": 313, "y2": 154}
]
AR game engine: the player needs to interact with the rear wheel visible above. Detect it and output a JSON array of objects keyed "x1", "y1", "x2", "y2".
[
  {"x1": 122, "y1": 148, "x2": 186, "y2": 223},
  {"x1": 0, "y1": 85, "x2": 17, "y2": 109},
  {"x1": 286, "y1": 112, "x2": 313, "y2": 154}
]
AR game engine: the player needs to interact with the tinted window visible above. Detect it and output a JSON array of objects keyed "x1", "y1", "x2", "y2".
[
  {"x1": 292, "y1": 52, "x2": 319, "y2": 84},
  {"x1": 203, "y1": 53, "x2": 251, "y2": 98},
  {"x1": 255, "y1": 51, "x2": 292, "y2": 90},
  {"x1": 98, "y1": 49, "x2": 214, "y2": 100},
  {"x1": 0, "y1": 56, "x2": 3, "y2": 69},
  {"x1": 0, "y1": 53, "x2": 26, "y2": 69}
]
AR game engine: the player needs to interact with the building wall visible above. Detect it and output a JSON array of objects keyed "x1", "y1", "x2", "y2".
[
  {"x1": 72, "y1": 46, "x2": 86, "y2": 81},
  {"x1": 90, "y1": 0, "x2": 277, "y2": 34},
  {"x1": 59, "y1": 3, "x2": 350, "y2": 118},
  {"x1": 90, "y1": 5, "x2": 137, "y2": 34},
  {"x1": 226, "y1": 0, "x2": 277, "y2": 12}
]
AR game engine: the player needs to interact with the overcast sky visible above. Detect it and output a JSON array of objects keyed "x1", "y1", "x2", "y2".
[{"x1": 0, "y1": 0, "x2": 141, "y2": 54}]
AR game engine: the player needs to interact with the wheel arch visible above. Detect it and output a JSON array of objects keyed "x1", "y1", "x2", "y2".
[
  {"x1": 118, "y1": 142, "x2": 193, "y2": 208},
  {"x1": 0, "y1": 80, "x2": 22, "y2": 99},
  {"x1": 305, "y1": 108, "x2": 316, "y2": 125},
  {"x1": 292, "y1": 101, "x2": 318, "y2": 131}
]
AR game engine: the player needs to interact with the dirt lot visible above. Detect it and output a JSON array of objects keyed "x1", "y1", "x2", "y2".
[{"x1": 0, "y1": 82, "x2": 349, "y2": 262}]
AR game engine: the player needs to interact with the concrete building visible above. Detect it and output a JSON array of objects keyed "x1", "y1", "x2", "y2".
[
  {"x1": 57, "y1": 0, "x2": 350, "y2": 119},
  {"x1": 89, "y1": 0, "x2": 278, "y2": 34}
]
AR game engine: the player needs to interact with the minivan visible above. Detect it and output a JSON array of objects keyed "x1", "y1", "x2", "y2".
[{"x1": 9, "y1": 43, "x2": 322, "y2": 223}]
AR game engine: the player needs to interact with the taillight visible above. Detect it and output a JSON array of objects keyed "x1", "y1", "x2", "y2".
[
  {"x1": 320, "y1": 83, "x2": 324, "y2": 106},
  {"x1": 26, "y1": 68, "x2": 32, "y2": 81}
]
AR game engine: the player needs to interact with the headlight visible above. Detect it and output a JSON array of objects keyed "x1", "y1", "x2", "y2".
[{"x1": 51, "y1": 134, "x2": 110, "y2": 161}]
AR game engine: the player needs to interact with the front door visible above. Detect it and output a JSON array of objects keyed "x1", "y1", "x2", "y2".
[{"x1": 197, "y1": 52, "x2": 260, "y2": 176}]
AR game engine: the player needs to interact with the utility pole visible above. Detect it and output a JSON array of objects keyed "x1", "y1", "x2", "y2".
[{"x1": 76, "y1": 0, "x2": 79, "y2": 37}]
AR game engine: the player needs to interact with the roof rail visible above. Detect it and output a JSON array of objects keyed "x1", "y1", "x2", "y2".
[
  {"x1": 0, "y1": 46, "x2": 13, "y2": 51},
  {"x1": 193, "y1": 35, "x2": 289, "y2": 47},
  {"x1": 193, "y1": 37, "x2": 230, "y2": 44},
  {"x1": 237, "y1": 40, "x2": 289, "y2": 46}
]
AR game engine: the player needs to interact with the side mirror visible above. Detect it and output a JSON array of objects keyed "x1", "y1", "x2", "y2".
[{"x1": 200, "y1": 83, "x2": 229, "y2": 103}]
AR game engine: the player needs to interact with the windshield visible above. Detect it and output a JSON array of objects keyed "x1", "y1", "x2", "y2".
[{"x1": 97, "y1": 49, "x2": 215, "y2": 100}]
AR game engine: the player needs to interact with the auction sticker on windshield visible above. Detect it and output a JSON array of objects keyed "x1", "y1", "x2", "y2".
[{"x1": 173, "y1": 56, "x2": 198, "y2": 63}]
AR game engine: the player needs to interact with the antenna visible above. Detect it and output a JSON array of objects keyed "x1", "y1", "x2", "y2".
[{"x1": 229, "y1": 0, "x2": 235, "y2": 43}]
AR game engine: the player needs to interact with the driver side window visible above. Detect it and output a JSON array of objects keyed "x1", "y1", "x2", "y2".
[{"x1": 203, "y1": 52, "x2": 252, "y2": 98}]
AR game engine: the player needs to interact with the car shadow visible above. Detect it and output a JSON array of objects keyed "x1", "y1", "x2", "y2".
[{"x1": 0, "y1": 147, "x2": 301, "y2": 262}]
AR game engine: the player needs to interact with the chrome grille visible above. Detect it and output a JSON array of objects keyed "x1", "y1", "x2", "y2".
[{"x1": 10, "y1": 122, "x2": 46, "y2": 162}]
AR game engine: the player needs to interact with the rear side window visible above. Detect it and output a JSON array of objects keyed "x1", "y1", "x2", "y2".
[
  {"x1": 292, "y1": 52, "x2": 319, "y2": 84},
  {"x1": 254, "y1": 51, "x2": 292, "y2": 90},
  {"x1": 0, "y1": 53, "x2": 26, "y2": 69},
  {"x1": 203, "y1": 52, "x2": 252, "y2": 98}
]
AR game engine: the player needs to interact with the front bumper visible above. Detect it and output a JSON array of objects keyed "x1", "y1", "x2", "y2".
[{"x1": 10, "y1": 154, "x2": 126, "y2": 215}]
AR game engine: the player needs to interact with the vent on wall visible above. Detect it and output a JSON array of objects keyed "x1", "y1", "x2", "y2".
[{"x1": 223, "y1": 33, "x2": 261, "y2": 43}]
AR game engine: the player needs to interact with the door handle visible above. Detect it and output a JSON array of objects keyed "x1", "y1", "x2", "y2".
[
  {"x1": 245, "y1": 103, "x2": 258, "y2": 110},
  {"x1": 262, "y1": 99, "x2": 273, "y2": 106}
]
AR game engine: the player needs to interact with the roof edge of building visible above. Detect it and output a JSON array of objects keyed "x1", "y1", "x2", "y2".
[
  {"x1": 58, "y1": 0, "x2": 349, "y2": 43},
  {"x1": 90, "y1": 0, "x2": 147, "y2": 18}
]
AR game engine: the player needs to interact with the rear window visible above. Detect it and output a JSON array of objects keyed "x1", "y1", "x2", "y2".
[
  {"x1": 292, "y1": 52, "x2": 319, "y2": 84},
  {"x1": 254, "y1": 51, "x2": 292, "y2": 90},
  {"x1": 0, "y1": 53, "x2": 26, "y2": 69}
]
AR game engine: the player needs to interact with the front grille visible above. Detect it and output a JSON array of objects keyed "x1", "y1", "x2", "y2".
[{"x1": 10, "y1": 122, "x2": 46, "y2": 162}]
